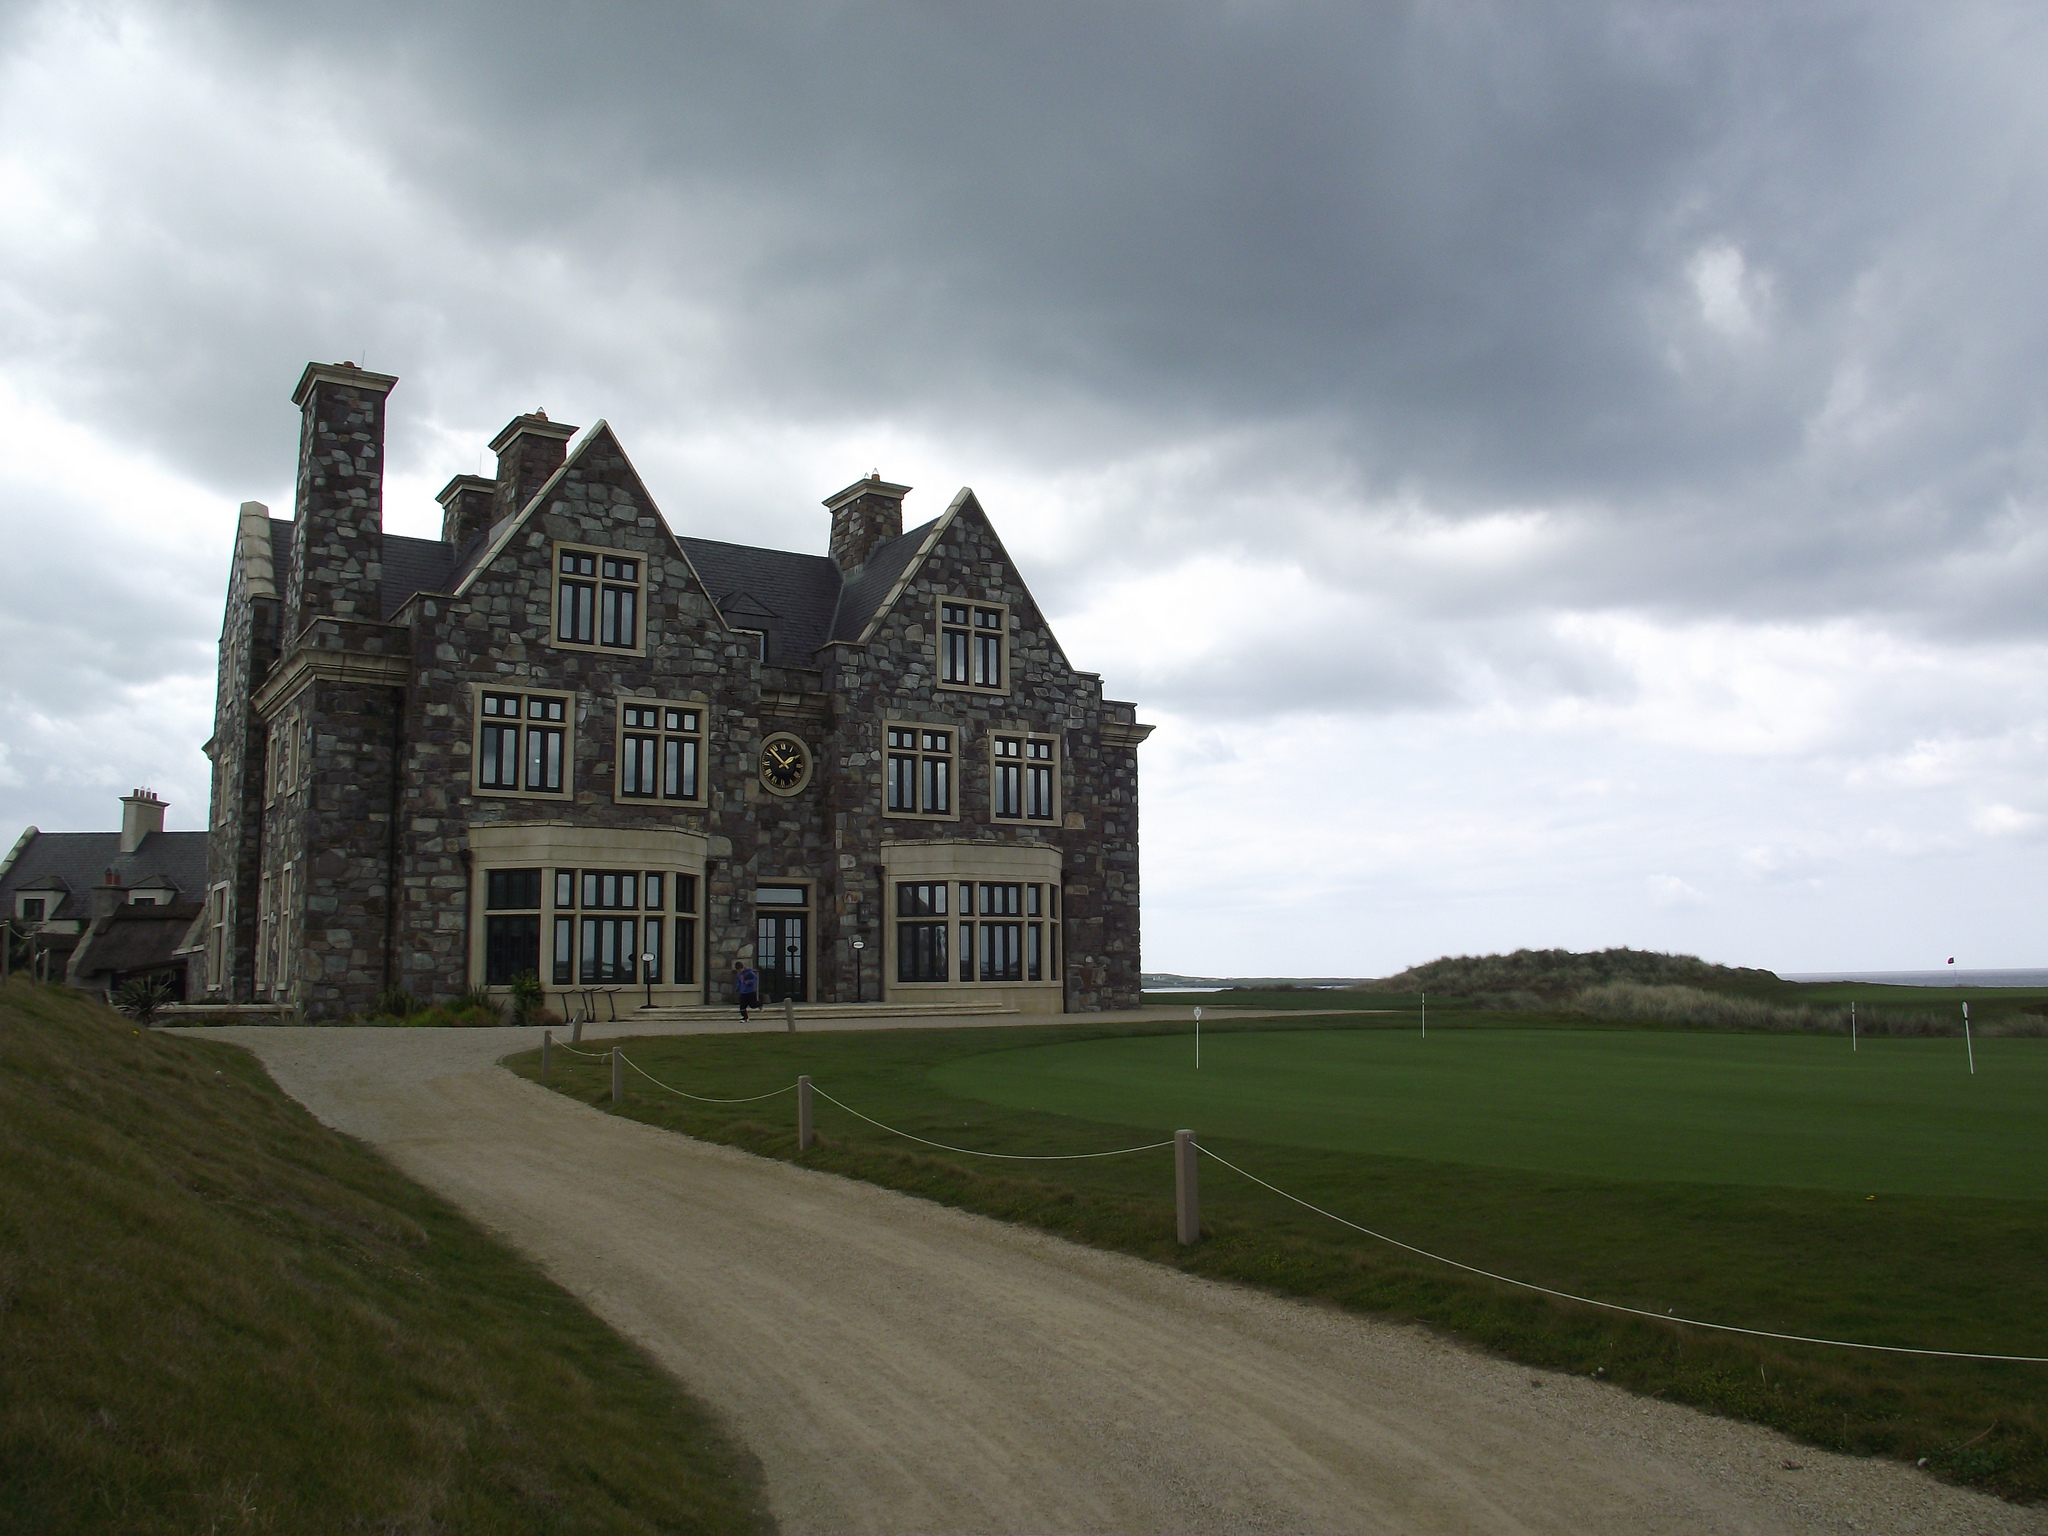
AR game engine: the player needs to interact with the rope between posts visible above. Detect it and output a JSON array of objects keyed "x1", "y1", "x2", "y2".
[
  {"x1": 552, "y1": 1040, "x2": 609, "y2": 1058},
  {"x1": 807, "y1": 1083, "x2": 1174, "y2": 1161},
  {"x1": 1195, "y1": 1144, "x2": 2048, "y2": 1364},
  {"x1": 620, "y1": 1053, "x2": 799, "y2": 1104}
]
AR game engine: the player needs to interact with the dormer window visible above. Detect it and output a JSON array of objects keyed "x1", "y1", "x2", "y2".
[
  {"x1": 19, "y1": 897, "x2": 46, "y2": 922},
  {"x1": 554, "y1": 545, "x2": 644, "y2": 653}
]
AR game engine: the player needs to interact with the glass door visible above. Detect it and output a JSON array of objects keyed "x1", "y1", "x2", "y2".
[{"x1": 757, "y1": 913, "x2": 807, "y2": 1001}]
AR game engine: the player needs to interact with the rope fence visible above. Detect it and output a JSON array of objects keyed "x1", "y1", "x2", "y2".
[
  {"x1": 1192, "y1": 1144, "x2": 2048, "y2": 1365},
  {"x1": 806, "y1": 1082, "x2": 1174, "y2": 1161},
  {"x1": 530, "y1": 1029, "x2": 2048, "y2": 1365}
]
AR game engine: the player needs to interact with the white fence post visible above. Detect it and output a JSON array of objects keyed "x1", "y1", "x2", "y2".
[
  {"x1": 1175, "y1": 1129, "x2": 1199, "y2": 1245},
  {"x1": 611, "y1": 1046, "x2": 623, "y2": 1104},
  {"x1": 571, "y1": 1016, "x2": 583, "y2": 1045},
  {"x1": 785, "y1": 996, "x2": 796, "y2": 1033},
  {"x1": 542, "y1": 1029, "x2": 552, "y2": 1079},
  {"x1": 798, "y1": 1075, "x2": 814, "y2": 1148}
]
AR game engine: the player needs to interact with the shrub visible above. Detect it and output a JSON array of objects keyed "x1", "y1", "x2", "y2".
[
  {"x1": 111, "y1": 975, "x2": 176, "y2": 1021},
  {"x1": 374, "y1": 986, "x2": 417, "y2": 1020},
  {"x1": 508, "y1": 969, "x2": 546, "y2": 1026}
]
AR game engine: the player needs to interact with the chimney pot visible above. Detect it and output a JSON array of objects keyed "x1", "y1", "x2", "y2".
[{"x1": 120, "y1": 789, "x2": 167, "y2": 854}]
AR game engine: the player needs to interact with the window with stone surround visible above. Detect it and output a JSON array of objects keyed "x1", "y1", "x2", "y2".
[
  {"x1": 885, "y1": 723, "x2": 955, "y2": 819},
  {"x1": 484, "y1": 867, "x2": 542, "y2": 986},
  {"x1": 937, "y1": 598, "x2": 1008, "y2": 693},
  {"x1": 892, "y1": 878, "x2": 1057, "y2": 986},
  {"x1": 206, "y1": 882, "x2": 230, "y2": 991},
  {"x1": 473, "y1": 686, "x2": 574, "y2": 800},
  {"x1": 895, "y1": 881, "x2": 949, "y2": 982},
  {"x1": 616, "y1": 699, "x2": 707, "y2": 807},
  {"x1": 990, "y1": 731, "x2": 1059, "y2": 823},
  {"x1": 553, "y1": 544, "x2": 646, "y2": 655}
]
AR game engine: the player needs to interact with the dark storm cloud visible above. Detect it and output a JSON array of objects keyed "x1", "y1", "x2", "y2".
[
  {"x1": 41, "y1": 0, "x2": 2029, "y2": 632},
  {"x1": 5, "y1": 0, "x2": 2048, "y2": 732}
]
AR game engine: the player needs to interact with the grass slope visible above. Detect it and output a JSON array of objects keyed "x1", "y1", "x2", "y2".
[
  {"x1": 0, "y1": 980, "x2": 769, "y2": 1536},
  {"x1": 514, "y1": 1013, "x2": 2048, "y2": 1502}
]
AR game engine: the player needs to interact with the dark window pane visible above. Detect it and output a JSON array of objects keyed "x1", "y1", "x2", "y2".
[
  {"x1": 675, "y1": 875, "x2": 697, "y2": 913},
  {"x1": 485, "y1": 914, "x2": 540, "y2": 985},
  {"x1": 485, "y1": 868, "x2": 541, "y2": 910},
  {"x1": 527, "y1": 726, "x2": 564, "y2": 792},
  {"x1": 559, "y1": 580, "x2": 594, "y2": 643},
  {"x1": 676, "y1": 917, "x2": 697, "y2": 983},
  {"x1": 552, "y1": 916, "x2": 573, "y2": 984}
]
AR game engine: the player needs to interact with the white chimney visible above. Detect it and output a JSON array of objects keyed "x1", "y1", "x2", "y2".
[{"x1": 120, "y1": 789, "x2": 166, "y2": 854}]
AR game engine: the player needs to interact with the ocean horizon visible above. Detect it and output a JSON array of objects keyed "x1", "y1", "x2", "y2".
[{"x1": 1780, "y1": 967, "x2": 2048, "y2": 988}]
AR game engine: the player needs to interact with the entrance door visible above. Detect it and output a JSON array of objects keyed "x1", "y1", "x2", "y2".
[{"x1": 757, "y1": 912, "x2": 807, "y2": 1001}]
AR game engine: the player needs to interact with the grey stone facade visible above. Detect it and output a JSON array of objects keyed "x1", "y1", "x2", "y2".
[{"x1": 202, "y1": 361, "x2": 1151, "y2": 1021}]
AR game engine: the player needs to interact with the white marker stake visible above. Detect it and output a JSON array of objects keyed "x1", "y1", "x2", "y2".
[
  {"x1": 1851, "y1": 1001, "x2": 1857, "y2": 1052},
  {"x1": 1194, "y1": 1006, "x2": 1201, "y2": 1070},
  {"x1": 1421, "y1": 991, "x2": 1426, "y2": 1039},
  {"x1": 1964, "y1": 1001, "x2": 1975, "y2": 1075}
]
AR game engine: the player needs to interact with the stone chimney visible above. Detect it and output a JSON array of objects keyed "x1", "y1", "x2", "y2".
[
  {"x1": 120, "y1": 789, "x2": 165, "y2": 854},
  {"x1": 436, "y1": 474, "x2": 497, "y2": 551},
  {"x1": 285, "y1": 361, "x2": 398, "y2": 637},
  {"x1": 489, "y1": 412, "x2": 577, "y2": 527},
  {"x1": 825, "y1": 473, "x2": 910, "y2": 574}
]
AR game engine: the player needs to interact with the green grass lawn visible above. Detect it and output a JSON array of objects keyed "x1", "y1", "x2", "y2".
[
  {"x1": 0, "y1": 979, "x2": 769, "y2": 1536},
  {"x1": 933, "y1": 1026, "x2": 2047, "y2": 1198},
  {"x1": 516, "y1": 1012, "x2": 2048, "y2": 1501}
]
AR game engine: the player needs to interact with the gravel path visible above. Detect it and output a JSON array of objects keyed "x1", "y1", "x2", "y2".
[{"x1": 212, "y1": 1023, "x2": 2046, "y2": 1536}]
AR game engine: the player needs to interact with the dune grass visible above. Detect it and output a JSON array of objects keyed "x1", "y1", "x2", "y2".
[
  {"x1": 0, "y1": 979, "x2": 769, "y2": 1536},
  {"x1": 515, "y1": 1011, "x2": 2048, "y2": 1502}
]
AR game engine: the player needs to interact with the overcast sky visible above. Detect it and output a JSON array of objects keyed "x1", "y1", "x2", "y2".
[{"x1": 3, "y1": 0, "x2": 2045, "y2": 975}]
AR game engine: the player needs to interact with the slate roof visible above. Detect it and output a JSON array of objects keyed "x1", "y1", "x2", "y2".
[
  {"x1": 269, "y1": 495, "x2": 942, "y2": 662},
  {"x1": 0, "y1": 831, "x2": 210, "y2": 921},
  {"x1": 380, "y1": 532, "x2": 461, "y2": 619},
  {"x1": 679, "y1": 537, "x2": 848, "y2": 665},
  {"x1": 70, "y1": 901, "x2": 204, "y2": 979},
  {"x1": 829, "y1": 519, "x2": 939, "y2": 643}
]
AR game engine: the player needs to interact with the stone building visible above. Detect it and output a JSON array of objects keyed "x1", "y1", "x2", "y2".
[
  {"x1": 198, "y1": 362, "x2": 1151, "y2": 1021},
  {"x1": 1, "y1": 790, "x2": 208, "y2": 991}
]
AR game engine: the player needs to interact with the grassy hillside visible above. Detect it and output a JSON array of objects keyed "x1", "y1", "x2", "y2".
[
  {"x1": 0, "y1": 979, "x2": 769, "y2": 1536},
  {"x1": 1362, "y1": 946, "x2": 1786, "y2": 1005}
]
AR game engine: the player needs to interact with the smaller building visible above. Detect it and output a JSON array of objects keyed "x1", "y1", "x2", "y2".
[{"x1": 0, "y1": 791, "x2": 208, "y2": 993}]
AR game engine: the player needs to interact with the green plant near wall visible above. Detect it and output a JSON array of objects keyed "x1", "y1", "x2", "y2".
[
  {"x1": 111, "y1": 975, "x2": 176, "y2": 1021},
  {"x1": 508, "y1": 970, "x2": 546, "y2": 1026}
]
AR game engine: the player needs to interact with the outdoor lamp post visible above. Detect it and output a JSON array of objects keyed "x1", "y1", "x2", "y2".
[
  {"x1": 851, "y1": 936, "x2": 866, "y2": 1003},
  {"x1": 641, "y1": 953, "x2": 655, "y2": 1010},
  {"x1": 787, "y1": 941, "x2": 800, "y2": 1003}
]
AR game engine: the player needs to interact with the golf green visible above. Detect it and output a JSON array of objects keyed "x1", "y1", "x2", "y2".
[{"x1": 930, "y1": 1028, "x2": 2048, "y2": 1201}]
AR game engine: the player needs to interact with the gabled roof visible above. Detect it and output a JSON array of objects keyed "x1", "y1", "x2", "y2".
[
  {"x1": 0, "y1": 831, "x2": 209, "y2": 920},
  {"x1": 828, "y1": 516, "x2": 944, "y2": 643},
  {"x1": 70, "y1": 900, "x2": 205, "y2": 978},
  {"x1": 275, "y1": 409, "x2": 994, "y2": 665}
]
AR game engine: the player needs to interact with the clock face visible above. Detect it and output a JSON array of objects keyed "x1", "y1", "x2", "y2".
[{"x1": 759, "y1": 733, "x2": 811, "y2": 795}]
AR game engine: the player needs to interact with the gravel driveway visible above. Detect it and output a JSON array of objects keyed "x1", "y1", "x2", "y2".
[{"x1": 211, "y1": 1022, "x2": 2046, "y2": 1535}]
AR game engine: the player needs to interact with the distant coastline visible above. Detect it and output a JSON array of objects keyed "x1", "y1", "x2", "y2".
[{"x1": 1781, "y1": 968, "x2": 2048, "y2": 989}]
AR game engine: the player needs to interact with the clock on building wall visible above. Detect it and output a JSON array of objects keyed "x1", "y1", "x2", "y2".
[{"x1": 759, "y1": 732, "x2": 813, "y2": 796}]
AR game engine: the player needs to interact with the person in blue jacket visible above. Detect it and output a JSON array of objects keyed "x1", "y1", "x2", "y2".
[{"x1": 734, "y1": 960, "x2": 760, "y2": 1021}]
